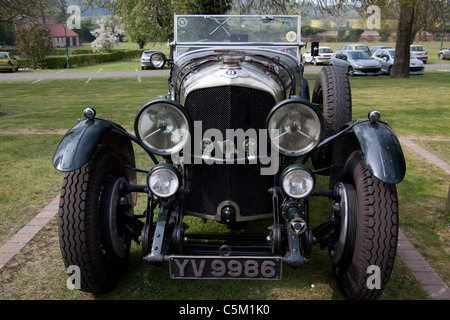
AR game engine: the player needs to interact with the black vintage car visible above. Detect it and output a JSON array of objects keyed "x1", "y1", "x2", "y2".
[{"x1": 53, "y1": 15, "x2": 406, "y2": 299}]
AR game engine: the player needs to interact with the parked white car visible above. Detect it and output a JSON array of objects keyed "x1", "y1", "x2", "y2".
[
  {"x1": 372, "y1": 49, "x2": 424, "y2": 75},
  {"x1": 302, "y1": 46, "x2": 333, "y2": 65}
]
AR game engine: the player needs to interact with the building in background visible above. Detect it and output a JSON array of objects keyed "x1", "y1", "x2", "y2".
[{"x1": 46, "y1": 23, "x2": 80, "y2": 47}]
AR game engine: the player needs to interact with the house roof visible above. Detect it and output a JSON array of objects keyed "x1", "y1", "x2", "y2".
[{"x1": 46, "y1": 24, "x2": 79, "y2": 37}]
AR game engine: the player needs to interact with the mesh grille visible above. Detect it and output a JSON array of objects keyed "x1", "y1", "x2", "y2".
[
  {"x1": 184, "y1": 86, "x2": 275, "y2": 217},
  {"x1": 360, "y1": 68, "x2": 380, "y2": 73}
]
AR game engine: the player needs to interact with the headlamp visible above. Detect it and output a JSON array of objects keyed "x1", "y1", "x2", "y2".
[
  {"x1": 150, "y1": 52, "x2": 166, "y2": 69},
  {"x1": 266, "y1": 98, "x2": 323, "y2": 157},
  {"x1": 135, "y1": 99, "x2": 191, "y2": 156}
]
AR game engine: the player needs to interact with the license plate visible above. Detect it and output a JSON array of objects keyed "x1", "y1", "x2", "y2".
[{"x1": 169, "y1": 256, "x2": 282, "y2": 280}]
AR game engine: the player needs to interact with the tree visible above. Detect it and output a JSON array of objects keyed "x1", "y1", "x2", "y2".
[
  {"x1": 73, "y1": 18, "x2": 97, "y2": 43},
  {"x1": 392, "y1": 0, "x2": 416, "y2": 78},
  {"x1": 231, "y1": 0, "x2": 299, "y2": 14},
  {"x1": 191, "y1": 0, "x2": 232, "y2": 14},
  {"x1": 82, "y1": 0, "x2": 192, "y2": 43},
  {"x1": 0, "y1": 21, "x2": 15, "y2": 45},
  {"x1": 0, "y1": 0, "x2": 59, "y2": 23},
  {"x1": 90, "y1": 16, "x2": 124, "y2": 52},
  {"x1": 82, "y1": 0, "x2": 231, "y2": 52},
  {"x1": 14, "y1": 23, "x2": 53, "y2": 68}
]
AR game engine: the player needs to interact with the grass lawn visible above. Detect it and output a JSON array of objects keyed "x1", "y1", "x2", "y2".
[{"x1": 0, "y1": 70, "x2": 448, "y2": 300}]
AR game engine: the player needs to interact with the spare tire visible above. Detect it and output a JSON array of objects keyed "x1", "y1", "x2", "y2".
[{"x1": 311, "y1": 67, "x2": 352, "y2": 174}]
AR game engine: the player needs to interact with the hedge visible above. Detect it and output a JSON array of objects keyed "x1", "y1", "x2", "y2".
[
  {"x1": 16, "y1": 49, "x2": 144, "y2": 69},
  {"x1": 2, "y1": 47, "x2": 94, "y2": 56}
]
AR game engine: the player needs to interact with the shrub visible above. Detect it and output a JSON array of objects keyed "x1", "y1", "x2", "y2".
[
  {"x1": 91, "y1": 16, "x2": 124, "y2": 53},
  {"x1": 338, "y1": 29, "x2": 365, "y2": 42},
  {"x1": 18, "y1": 49, "x2": 144, "y2": 69},
  {"x1": 14, "y1": 24, "x2": 53, "y2": 61}
]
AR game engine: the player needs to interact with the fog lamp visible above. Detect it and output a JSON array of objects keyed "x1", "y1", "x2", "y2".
[
  {"x1": 147, "y1": 164, "x2": 181, "y2": 198},
  {"x1": 280, "y1": 164, "x2": 315, "y2": 199}
]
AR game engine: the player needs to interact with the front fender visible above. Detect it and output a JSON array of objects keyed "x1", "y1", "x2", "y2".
[
  {"x1": 351, "y1": 120, "x2": 406, "y2": 184},
  {"x1": 53, "y1": 118, "x2": 111, "y2": 172}
]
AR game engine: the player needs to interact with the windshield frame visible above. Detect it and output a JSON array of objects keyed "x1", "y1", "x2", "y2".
[{"x1": 172, "y1": 14, "x2": 304, "y2": 61}]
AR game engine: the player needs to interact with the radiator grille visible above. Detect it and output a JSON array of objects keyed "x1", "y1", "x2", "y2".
[
  {"x1": 183, "y1": 86, "x2": 276, "y2": 218},
  {"x1": 360, "y1": 68, "x2": 380, "y2": 73}
]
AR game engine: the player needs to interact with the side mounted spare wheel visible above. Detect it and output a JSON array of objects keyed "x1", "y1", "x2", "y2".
[
  {"x1": 311, "y1": 66, "x2": 352, "y2": 175},
  {"x1": 58, "y1": 147, "x2": 133, "y2": 294},
  {"x1": 331, "y1": 151, "x2": 399, "y2": 300}
]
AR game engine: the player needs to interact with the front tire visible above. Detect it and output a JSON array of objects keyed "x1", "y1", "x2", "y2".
[
  {"x1": 332, "y1": 151, "x2": 399, "y2": 300},
  {"x1": 311, "y1": 66, "x2": 352, "y2": 174},
  {"x1": 58, "y1": 147, "x2": 132, "y2": 294}
]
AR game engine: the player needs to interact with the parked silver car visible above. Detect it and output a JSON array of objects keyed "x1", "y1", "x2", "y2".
[
  {"x1": 438, "y1": 48, "x2": 450, "y2": 60},
  {"x1": 370, "y1": 45, "x2": 392, "y2": 55},
  {"x1": 410, "y1": 45, "x2": 428, "y2": 63},
  {"x1": 372, "y1": 49, "x2": 424, "y2": 75},
  {"x1": 302, "y1": 46, "x2": 333, "y2": 65},
  {"x1": 329, "y1": 49, "x2": 381, "y2": 76},
  {"x1": 338, "y1": 43, "x2": 371, "y2": 54}
]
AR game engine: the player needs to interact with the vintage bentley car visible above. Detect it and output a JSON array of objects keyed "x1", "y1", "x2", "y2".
[{"x1": 53, "y1": 15, "x2": 406, "y2": 300}]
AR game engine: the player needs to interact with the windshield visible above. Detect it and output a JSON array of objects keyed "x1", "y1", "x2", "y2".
[
  {"x1": 175, "y1": 15, "x2": 300, "y2": 44},
  {"x1": 348, "y1": 51, "x2": 371, "y2": 60},
  {"x1": 355, "y1": 45, "x2": 369, "y2": 52},
  {"x1": 173, "y1": 15, "x2": 302, "y2": 60},
  {"x1": 387, "y1": 50, "x2": 415, "y2": 59},
  {"x1": 411, "y1": 46, "x2": 424, "y2": 51},
  {"x1": 319, "y1": 48, "x2": 333, "y2": 53}
]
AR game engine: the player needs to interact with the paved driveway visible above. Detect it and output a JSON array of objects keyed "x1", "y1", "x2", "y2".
[
  {"x1": 0, "y1": 64, "x2": 448, "y2": 80},
  {"x1": 0, "y1": 69, "x2": 170, "y2": 80}
]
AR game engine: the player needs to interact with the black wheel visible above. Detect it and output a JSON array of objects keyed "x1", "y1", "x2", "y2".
[
  {"x1": 331, "y1": 151, "x2": 399, "y2": 300},
  {"x1": 388, "y1": 66, "x2": 392, "y2": 76},
  {"x1": 58, "y1": 147, "x2": 133, "y2": 294},
  {"x1": 347, "y1": 66, "x2": 354, "y2": 77},
  {"x1": 311, "y1": 66, "x2": 352, "y2": 174}
]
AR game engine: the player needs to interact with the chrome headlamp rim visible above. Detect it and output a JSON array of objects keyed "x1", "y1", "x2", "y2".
[
  {"x1": 279, "y1": 164, "x2": 316, "y2": 199},
  {"x1": 150, "y1": 52, "x2": 166, "y2": 69},
  {"x1": 147, "y1": 163, "x2": 182, "y2": 198},
  {"x1": 134, "y1": 99, "x2": 192, "y2": 156},
  {"x1": 265, "y1": 97, "x2": 324, "y2": 157}
]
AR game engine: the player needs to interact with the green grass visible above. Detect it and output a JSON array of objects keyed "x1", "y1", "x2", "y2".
[
  {"x1": 0, "y1": 78, "x2": 168, "y2": 132},
  {"x1": 0, "y1": 71, "x2": 448, "y2": 300},
  {"x1": 0, "y1": 135, "x2": 64, "y2": 245}
]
